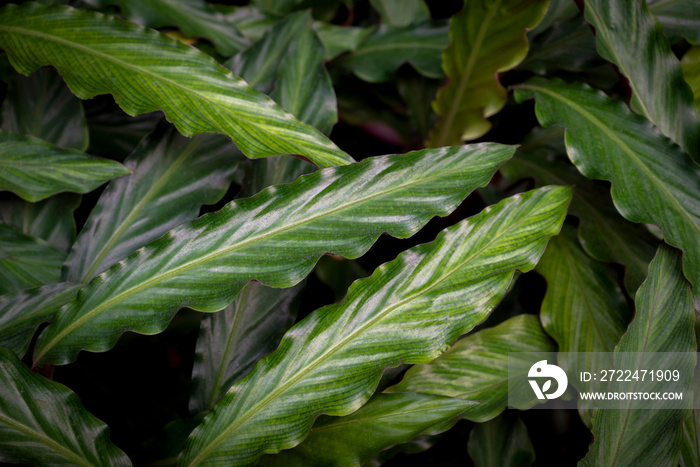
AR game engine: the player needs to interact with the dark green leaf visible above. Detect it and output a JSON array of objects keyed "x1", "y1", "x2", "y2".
[
  {"x1": 468, "y1": 413, "x2": 535, "y2": 467},
  {"x1": 581, "y1": 245, "x2": 696, "y2": 466},
  {"x1": 0, "y1": 348, "x2": 130, "y2": 466},
  {"x1": 0, "y1": 130, "x2": 130, "y2": 202},
  {"x1": 0, "y1": 3, "x2": 353, "y2": 168},
  {"x1": 313, "y1": 23, "x2": 372, "y2": 60},
  {"x1": 387, "y1": 314, "x2": 557, "y2": 422},
  {"x1": 34, "y1": 143, "x2": 515, "y2": 365},
  {"x1": 85, "y1": 107, "x2": 161, "y2": 161},
  {"x1": 314, "y1": 256, "x2": 368, "y2": 301},
  {"x1": 179, "y1": 186, "x2": 570, "y2": 466},
  {"x1": 648, "y1": 0, "x2": 700, "y2": 44},
  {"x1": 369, "y1": 0, "x2": 430, "y2": 26},
  {"x1": 190, "y1": 280, "x2": 305, "y2": 415}
]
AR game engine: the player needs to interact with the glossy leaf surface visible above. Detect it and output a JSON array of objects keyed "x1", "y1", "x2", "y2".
[
  {"x1": 0, "y1": 130, "x2": 129, "y2": 202},
  {"x1": 0, "y1": 348, "x2": 130, "y2": 466},
  {"x1": 180, "y1": 186, "x2": 570, "y2": 466},
  {"x1": 0, "y1": 3, "x2": 353, "y2": 168},
  {"x1": 190, "y1": 280, "x2": 305, "y2": 415},
  {"x1": 63, "y1": 124, "x2": 244, "y2": 283},
  {"x1": 34, "y1": 143, "x2": 514, "y2": 365},
  {"x1": 388, "y1": 314, "x2": 557, "y2": 422},
  {"x1": 514, "y1": 78, "x2": 700, "y2": 300},
  {"x1": 468, "y1": 413, "x2": 535, "y2": 467},
  {"x1": 427, "y1": 0, "x2": 549, "y2": 146},
  {"x1": 581, "y1": 245, "x2": 696, "y2": 466},
  {"x1": 260, "y1": 393, "x2": 475, "y2": 467},
  {"x1": 585, "y1": 0, "x2": 700, "y2": 160}
]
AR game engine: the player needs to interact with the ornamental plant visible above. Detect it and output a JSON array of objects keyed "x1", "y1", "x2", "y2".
[{"x1": 0, "y1": 0, "x2": 698, "y2": 465}]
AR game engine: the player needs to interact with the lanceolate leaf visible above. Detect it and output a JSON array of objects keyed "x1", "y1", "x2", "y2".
[
  {"x1": 468, "y1": 413, "x2": 535, "y2": 467},
  {"x1": 369, "y1": 0, "x2": 430, "y2": 27},
  {"x1": 0, "y1": 130, "x2": 130, "y2": 202},
  {"x1": 338, "y1": 21, "x2": 449, "y2": 83},
  {"x1": 427, "y1": 0, "x2": 549, "y2": 146},
  {"x1": 106, "y1": 0, "x2": 248, "y2": 56},
  {"x1": 387, "y1": 314, "x2": 557, "y2": 422},
  {"x1": 648, "y1": 0, "x2": 700, "y2": 44},
  {"x1": 0, "y1": 67, "x2": 88, "y2": 150},
  {"x1": 34, "y1": 143, "x2": 515, "y2": 365},
  {"x1": 514, "y1": 78, "x2": 700, "y2": 300},
  {"x1": 0, "y1": 348, "x2": 130, "y2": 466},
  {"x1": 0, "y1": 282, "x2": 81, "y2": 357},
  {"x1": 179, "y1": 187, "x2": 570, "y2": 466},
  {"x1": 259, "y1": 393, "x2": 475, "y2": 467},
  {"x1": 190, "y1": 280, "x2": 305, "y2": 415},
  {"x1": 0, "y1": 223, "x2": 65, "y2": 294},
  {"x1": 584, "y1": 0, "x2": 700, "y2": 160},
  {"x1": 63, "y1": 124, "x2": 244, "y2": 283},
  {"x1": 682, "y1": 47, "x2": 700, "y2": 111},
  {"x1": 581, "y1": 245, "x2": 696, "y2": 467},
  {"x1": 0, "y1": 193, "x2": 81, "y2": 252},
  {"x1": 0, "y1": 3, "x2": 353, "y2": 169}
]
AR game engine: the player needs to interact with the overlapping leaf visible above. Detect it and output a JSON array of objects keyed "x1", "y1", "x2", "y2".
[
  {"x1": 0, "y1": 348, "x2": 130, "y2": 466},
  {"x1": 468, "y1": 413, "x2": 535, "y2": 467},
  {"x1": 0, "y1": 67, "x2": 88, "y2": 150},
  {"x1": 0, "y1": 282, "x2": 81, "y2": 357},
  {"x1": 648, "y1": 0, "x2": 700, "y2": 44},
  {"x1": 34, "y1": 143, "x2": 515, "y2": 365},
  {"x1": 581, "y1": 245, "x2": 696, "y2": 466},
  {"x1": 369, "y1": 0, "x2": 430, "y2": 26},
  {"x1": 536, "y1": 225, "x2": 630, "y2": 385},
  {"x1": 387, "y1": 314, "x2": 557, "y2": 422},
  {"x1": 427, "y1": 0, "x2": 549, "y2": 146},
  {"x1": 63, "y1": 124, "x2": 244, "y2": 283},
  {"x1": 259, "y1": 393, "x2": 475, "y2": 467},
  {"x1": 682, "y1": 47, "x2": 700, "y2": 112},
  {"x1": 584, "y1": 0, "x2": 700, "y2": 160},
  {"x1": 0, "y1": 3, "x2": 353, "y2": 168},
  {"x1": 0, "y1": 131, "x2": 129, "y2": 202},
  {"x1": 514, "y1": 78, "x2": 700, "y2": 299},
  {"x1": 313, "y1": 23, "x2": 372, "y2": 60},
  {"x1": 338, "y1": 21, "x2": 449, "y2": 82},
  {"x1": 190, "y1": 280, "x2": 305, "y2": 415},
  {"x1": 179, "y1": 186, "x2": 570, "y2": 466}
]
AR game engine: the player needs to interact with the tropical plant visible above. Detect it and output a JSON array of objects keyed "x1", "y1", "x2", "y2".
[{"x1": 0, "y1": 0, "x2": 698, "y2": 465}]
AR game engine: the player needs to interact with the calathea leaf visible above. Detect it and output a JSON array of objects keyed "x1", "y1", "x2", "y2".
[
  {"x1": 647, "y1": 0, "x2": 700, "y2": 44},
  {"x1": 581, "y1": 245, "x2": 696, "y2": 466},
  {"x1": 190, "y1": 280, "x2": 305, "y2": 415},
  {"x1": 0, "y1": 193, "x2": 81, "y2": 253},
  {"x1": 386, "y1": 314, "x2": 557, "y2": 422},
  {"x1": 0, "y1": 130, "x2": 129, "y2": 202},
  {"x1": 63, "y1": 124, "x2": 244, "y2": 283},
  {"x1": 0, "y1": 223, "x2": 66, "y2": 294},
  {"x1": 369, "y1": 0, "x2": 430, "y2": 27},
  {"x1": 179, "y1": 186, "x2": 571, "y2": 466},
  {"x1": 0, "y1": 348, "x2": 130, "y2": 466},
  {"x1": 33, "y1": 143, "x2": 515, "y2": 365},
  {"x1": 0, "y1": 3, "x2": 353, "y2": 169},
  {"x1": 682, "y1": 47, "x2": 700, "y2": 111},
  {"x1": 514, "y1": 78, "x2": 700, "y2": 301},
  {"x1": 584, "y1": 0, "x2": 700, "y2": 161},
  {"x1": 312, "y1": 23, "x2": 372, "y2": 60},
  {"x1": 0, "y1": 67, "x2": 88, "y2": 150},
  {"x1": 468, "y1": 413, "x2": 535, "y2": 467},
  {"x1": 84, "y1": 106, "x2": 162, "y2": 161},
  {"x1": 258, "y1": 393, "x2": 475, "y2": 467},
  {"x1": 0, "y1": 282, "x2": 82, "y2": 357},
  {"x1": 427, "y1": 0, "x2": 549, "y2": 146}
]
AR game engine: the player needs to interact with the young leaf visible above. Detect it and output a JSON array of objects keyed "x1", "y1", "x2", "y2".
[
  {"x1": 34, "y1": 143, "x2": 515, "y2": 365},
  {"x1": 0, "y1": 67, "x2": 88, "y2": 150},
  {"x1": 0, "y1": 3, "x2": 353, "y2": 168},
  {"x1": 387, "y1": 314, "x2": 557, "y2": 422},
  {"x1": 536, "y1": 225, "x2": 631, "y2": 385},
  {"x1": 0, "y1": 130, "x2": 130, "y2": 202},
  {"x1": 0, "y1": 282, "x2": 82, "y2": 357},
  {"x1": 0, "y1": 193, "x2": 80, "y2": 253},
  {"x1": 179, "y1": 186, "x2": 571, "y2": 466},
  {"x1": 427, "y1": 0, "x2": 549, "y2": 146},
  {"x1": 63, "y1": 124, "x2": 244, "y2": 283},
  {"x1": 584, "y1": 0, "x2": 700, "y2": 161},
  {"x1": 581, "y1": 245, "x2": 696, "y2": 466},
  {"x1": 0, "y1": 348, "x2": 130, "y2": 466},
  {"x1": 190, "y1": 280, "x2": 305, "y2": 415},
  {"x1": 0, "y1": 224, "x2": 66, "y2": 294},
  {"x1": 468, "y1": 413, "x2": 535, "y2": 467},
  {"x1": 338, "y1": 21, "x2": 449, "y2": 83},
  {"x1": 369, "y1": 0, "x2": 430, "y2": 27},
  {"x1": 259, "y1": 393, "x2": 475, "y2": 467},
  {"x1": 514, "y1": 78, "x2": 700, "y2": 301}
]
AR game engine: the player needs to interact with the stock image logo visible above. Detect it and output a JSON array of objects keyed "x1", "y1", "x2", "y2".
[{"x1": 528, "y1": 360, "x2": 568, "y2": 400}]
